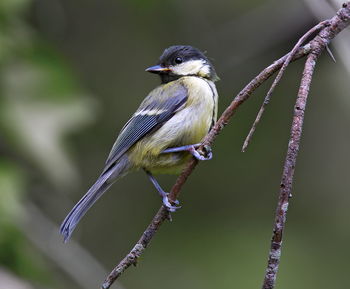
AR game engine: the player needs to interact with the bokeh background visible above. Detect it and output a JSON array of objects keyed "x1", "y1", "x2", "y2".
[{"x1": 1, "y1": 0, "x2": 350, "y2": 288}]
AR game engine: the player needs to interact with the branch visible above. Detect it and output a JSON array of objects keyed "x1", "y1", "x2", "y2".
[
  {"x1": 241, "y1": 19, "x2": 330, "y2": 152},
  {"x1": 102, "y1": 3, "x2": 350, "y2": 288},
  {"x1": 261, "y1": 50, "x2": 318, "y2": 289},
  {"x1": 262, "y1": 3, "x2": 350, "y2": 289}
]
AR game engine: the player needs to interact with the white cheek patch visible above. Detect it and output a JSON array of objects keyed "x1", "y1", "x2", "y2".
[
  {"x1": 171, "y1": 59, "x2": 210, "y2": 77},
  {"x1": 198, "y1": 63, "x2": 210, "y2": 77}
]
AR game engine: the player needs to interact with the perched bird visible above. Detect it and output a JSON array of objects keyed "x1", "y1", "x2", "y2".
[{"x1": 60, "y1": 45, "x2": 219, "y2": 241}]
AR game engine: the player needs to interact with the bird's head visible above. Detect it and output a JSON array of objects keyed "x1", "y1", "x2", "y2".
[{"x1": 146, "y1": 45, "x2": 219, "y2": 83}]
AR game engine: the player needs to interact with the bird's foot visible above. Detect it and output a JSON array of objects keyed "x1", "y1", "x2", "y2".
[
  {"x1": 162, "y1": 143, "x2": 213, "y2": 161},
  {"x1": 190, "y1": 144, "x2": 212, "y2": 161},
  {"x1": 162, "y1": 193, "x2": 181, "y2": 212},
  {"x1": 144, "y1": 170, "x2": 181, "y2": 212}
]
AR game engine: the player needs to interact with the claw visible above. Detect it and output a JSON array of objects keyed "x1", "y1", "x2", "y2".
[
  {"x1": 203, "y1": 145, "x2": 212, "y2": 155},
  {"x1": 189, "y1": 145, "x2": 212, "y2": 161},
  {"x1": 162, "y1": 195, "x2": 181, "y2": 212}
]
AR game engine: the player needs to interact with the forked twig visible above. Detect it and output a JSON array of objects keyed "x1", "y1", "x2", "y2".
[
  {"x1": 241, "y1": 20, "x2": 330, "y2": 152},
  {"x1": 262, "y1": 3, "x2": 350, "y2": 288},
  {"x1": 102, "y1": 3, "x2": 350, "y2": 288}
]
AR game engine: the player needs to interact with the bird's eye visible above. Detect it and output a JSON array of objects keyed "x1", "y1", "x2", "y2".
[{"x1": 174, "y1": 57, "x2": 183, "y2": 64}]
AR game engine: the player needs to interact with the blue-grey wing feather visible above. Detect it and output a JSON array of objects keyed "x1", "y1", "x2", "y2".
[{"x1": 103, "y1": 84, "x2": 188, "y2": 172}]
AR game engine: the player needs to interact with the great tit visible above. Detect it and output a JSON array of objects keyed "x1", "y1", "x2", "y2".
[{"x1": 60, "y1": 45, "x2": 219, "y2": 241}]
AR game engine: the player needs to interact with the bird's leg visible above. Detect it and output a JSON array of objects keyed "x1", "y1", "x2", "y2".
[
  {"x1": 144, "y1": 170, "x2": 180, "y2": 212},
  {"x1": 162, "y1": 143, "x2": 212, "y2": 161}
]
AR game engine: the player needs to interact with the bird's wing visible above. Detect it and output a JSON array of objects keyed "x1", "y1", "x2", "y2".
[{"x1": 103, "y1": 84, "x2": 188, "y2": 173}]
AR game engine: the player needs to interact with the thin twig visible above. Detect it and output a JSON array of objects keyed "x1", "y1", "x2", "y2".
[
  {"x1": 241, "y1": 20, "x2": 330, "y2": 152},
  {"x1": 326, "y1": 44, "x2": 337, "y2": 62},
  {"x1": 261, "y1": 3, "x2": 350, "y2": 288},
  {"x1": 102, "y1": 3, "x2": 350, "y2": 288},
  {"x1": 261, "y1": 51, "x2": 318, "y2": 289}
]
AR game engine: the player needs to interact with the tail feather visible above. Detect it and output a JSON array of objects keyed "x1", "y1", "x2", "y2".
[{"x1": 60, "y1": 156, "x2": 130, "y2": 242}]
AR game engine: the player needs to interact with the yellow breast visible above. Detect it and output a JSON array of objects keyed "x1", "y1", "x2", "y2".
[{"x1": 129, "y1": 76, "x2": 218, "y2": 174}]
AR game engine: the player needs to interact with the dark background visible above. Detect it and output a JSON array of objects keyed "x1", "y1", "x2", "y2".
[{"x1": 1, "y1": 0, "x2": 350, "y2": 288}]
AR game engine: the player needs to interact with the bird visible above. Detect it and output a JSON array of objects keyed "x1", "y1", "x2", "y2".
[{"x1": 60, "y1": 45, "x2": 219, "y2": 242}]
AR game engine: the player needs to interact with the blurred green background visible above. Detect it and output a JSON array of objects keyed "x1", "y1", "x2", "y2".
[{"x1": 1, "y1": 0, "x2": 350, "y2": 288}]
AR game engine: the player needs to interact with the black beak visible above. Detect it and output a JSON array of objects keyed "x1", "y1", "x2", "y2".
[{"x1": 145, "y1": 65, "x2": 171, "y2": 74}]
